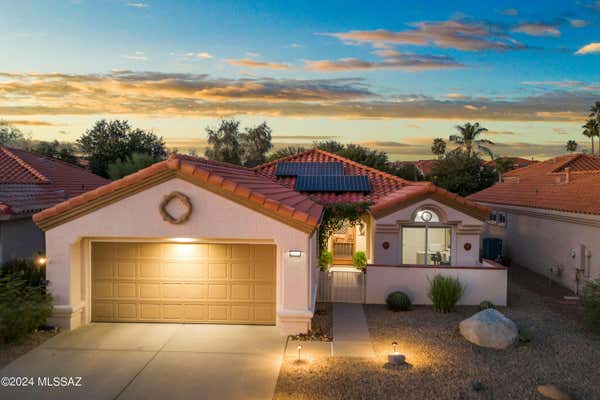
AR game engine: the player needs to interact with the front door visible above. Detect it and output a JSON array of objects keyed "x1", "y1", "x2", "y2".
[{"x1": 332, "y1": 224, "x2": 355, "y2": 265}]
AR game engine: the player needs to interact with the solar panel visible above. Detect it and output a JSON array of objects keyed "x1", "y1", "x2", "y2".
[
  {"x1": 295, "y1": 175, "x2": 371, "y2": 192},
  {"x1": 275, "y1": 162, "x2": 344, "y2": 177}
]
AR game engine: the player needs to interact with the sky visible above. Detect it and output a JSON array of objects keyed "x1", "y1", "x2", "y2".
[{"x1": 1, "y1": 0, "x2": 599, "y2": 160}]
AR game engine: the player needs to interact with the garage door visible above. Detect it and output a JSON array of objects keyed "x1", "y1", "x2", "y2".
[{"x1": 91, "y1": 242, "x2": 276, "y2": 324}]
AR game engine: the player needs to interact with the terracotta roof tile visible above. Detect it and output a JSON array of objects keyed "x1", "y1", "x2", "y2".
[
  {"x1": 34, "y1": 154, "x2": 323, "y2": 232},
  {"x1": 0, "y1": 147, "x2": 109, "y2": 216},
  {"x1": 469, "y1": 153, "x2": 600, "y2": 215}
]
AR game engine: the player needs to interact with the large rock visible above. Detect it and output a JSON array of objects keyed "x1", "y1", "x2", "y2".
[{"x1": 459, "y1": 309, "x2": 518, "y2": 349}]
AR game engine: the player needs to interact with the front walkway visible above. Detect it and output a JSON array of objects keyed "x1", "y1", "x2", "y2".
[
  {"x1": 332, "y1": 303, "x2": 375, "y2": 357},
  {"x1": 0, "y1": 323, "x2": 285, "y2": 400}
]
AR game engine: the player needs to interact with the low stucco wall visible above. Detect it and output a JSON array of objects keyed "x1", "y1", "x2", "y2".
[{"x1": 365, "y1": 263, "x2": 507, "y2": 306}]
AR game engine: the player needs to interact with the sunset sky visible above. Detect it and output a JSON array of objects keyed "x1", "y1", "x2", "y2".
[{"x1": 1, "y1": 0, "x2": 599, "y2": 160}]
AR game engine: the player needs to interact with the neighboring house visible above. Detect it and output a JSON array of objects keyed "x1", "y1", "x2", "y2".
[
  {"x1": 34, "y1": 149, "x2": 504, "y2": 335},
  {"x1": 469, "y1": 153, "x2": 600, "y2": 294},
  {"x1": 392, "y1": 159, "x2": 438, "y2": 176},
  {"x1": 0, "y1": 147, "x2": 108, "y2": 263},
  {"x1": 484, "y1": 157, "x2": 538, "y2": 171}
]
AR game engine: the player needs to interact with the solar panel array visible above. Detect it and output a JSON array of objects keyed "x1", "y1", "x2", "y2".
[
  {"x1": 295, "y1": 175, "x2": 371, "y2": 192},
  {"x1": 275, "y1": 162, "x2": 344, "y2": 177}
]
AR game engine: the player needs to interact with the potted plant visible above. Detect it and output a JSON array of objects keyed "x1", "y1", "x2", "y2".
[
  {"x1": 319, "y1": 251, "x2": 333, "y2": 271},
  {"x1": 353, "y1": 251, "x2": 367, "y2": 272}
]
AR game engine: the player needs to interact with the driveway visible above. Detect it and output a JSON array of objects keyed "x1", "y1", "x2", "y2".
[{"x1": 0, "y1": 323, "x2": 285, "y2": 400}]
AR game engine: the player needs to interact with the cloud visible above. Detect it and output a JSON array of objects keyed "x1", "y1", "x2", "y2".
[
  {"x1": 321, "y1": 20, "x2": 526, "y2": 51},
  {"x1": 513, "y1": 23, "x2": 560, "y2": 37},
  {"x1": 272, "y1": 135, "x2": 339, "y2": 140},
  {"x1": 568, "y1": 19, "x2": 589, "y2": 28},
  {"x1": 226, "y1": 58, "x2": 290, "y2": 70},
  {"x1": 124, "y1": 51, "x2": 147, "y2": 61},
  {"x1": 127, "y1": 3, "x2": 148, "y2": 8},
  {"x1": 521, "y1": 80, "x2": 600, "y2": 91},
  {"x1": 245, "y1": 52, "x2": 260, "y2": 58},
  {"x1": 575, "y1": 42, "x2": 600, "y2": 55},
  {"x1": 358, "y1": 140, "x2": 411, "y2": 147},
  {"x1": 0, "y1": 70, "x2": 598, "y2": 122},
  {"x1": 485, "y1": 130, "x2": 516, "y2": 135},
  {"x1": 305, "y1": 53, "x2": 463, "y2": 72},
  {"x1": 405, "y1": 124, "x2": 421, "y2": 128},
  {"x1": 289, "y1": 43, "x2": 303, "y2": 48},
  {"x1": 553, "y1": 127, "x2": 568, "y2": 134},
  {"x1": 446, "y1": 93, "x2": 468, "y2": 99},
  {"x1": 185, "y1": 52, "x2": 213, "y2": 59},
  {"x1": 501, "y1": 9, "x2": 519, "y2": 16},
  {"x1": 2, "y1": 119, "x2": 58, "y2": 126}
]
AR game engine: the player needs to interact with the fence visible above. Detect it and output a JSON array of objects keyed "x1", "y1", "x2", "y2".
[{"x1": 317, "y1": 267, "x2": 365, "y2": 303}]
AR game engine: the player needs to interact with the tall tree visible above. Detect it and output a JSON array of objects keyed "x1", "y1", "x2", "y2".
[
  {"x1": 240, "y1": 122, "x2": 273, "y2": 167},
  {"x1": 0, "y1": 121, "x2": 29, "y2": 148},
  {"x1": 428, "y1": 150, "x2": 496, "y2": 197},
  {"x1": 107, "y1": 153, "x2": 164, "y2": 180},
  {"x1": 566, "y1": 140, "x2": 578, "y2": 153},
  {"x1": 582, "y1": 119, "x2": 598, "y2": 155},
  {"x1": 494, "y1": 158, "x2": 516, "y2": 174},
  {"x1": 78, "y1": 119, "x2": 167, "y2": 178},
  {"x1": 389, "y1": 163, "x2": 424, "y2": 181},
  {"x1": 431, "y1": 138, "x2": 447, "y2": 158},
  {"x1": 31, "y1": 140, "x2": 80, "y2": 165},
  {"x1": 204, "y1": 119, "x2": 242, "y2": 165},
  {"x1": 315, "y1": 141, "x2": 389, "y2": 171},
  {"x1": 449, "y1": 122, "x2": 494, "y2": 158}
]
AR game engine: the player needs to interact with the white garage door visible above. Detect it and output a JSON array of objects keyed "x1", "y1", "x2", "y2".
[{"x1": 91, "y1": 242, "x2": 276, "y2": 324}]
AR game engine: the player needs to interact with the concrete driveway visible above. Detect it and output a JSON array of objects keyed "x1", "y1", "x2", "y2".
[{"x1": 0, "y1": 323, "x2": 286, "y2": 400}]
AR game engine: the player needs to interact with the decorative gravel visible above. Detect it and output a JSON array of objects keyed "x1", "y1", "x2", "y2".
[
  {"x1": 274, "y1": 283, "x2": 600, "y2": 400},
  {"x1": 289, "y1": 302, "x2": 332, "y2": 342}
]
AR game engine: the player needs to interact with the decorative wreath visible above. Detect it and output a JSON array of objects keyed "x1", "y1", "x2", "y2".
[{"x1": 159, "y1": 191, "x2": 192, "y2": 224}]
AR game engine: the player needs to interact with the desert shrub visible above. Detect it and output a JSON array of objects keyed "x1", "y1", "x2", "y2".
[
  {"x1": 353, "y1": 251, "x2": 367, "y2": 270},
  {"x1": 581, "y1": 279, "x2": 600, "y2": 334},
  {"x1": 0, "y1": 258, "x2": 46, "y2": 287},
  {"x1": 386, "y1": 291, "x2": 412, "y2": 311},
  {"x1": 428, "y1": 275, "x2": 464, "y2": 313},
  {"x1": 479, "y1": 300, "x2": 495, "y2": 311},
  {"x1": 318, "y1": 251, "x2": 333, "y2": 271},
  {"x1": 0, "y1": 274, "x2": 53, "y2": 344}
]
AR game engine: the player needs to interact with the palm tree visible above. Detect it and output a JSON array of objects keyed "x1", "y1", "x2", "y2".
[
  {"x1": 582, "y1": 119, "x2": 598, "y2": 155},
  {"x1": 565, "y1": 140, "x2": 578, "y2": 152},
  {"x1": 449, "y1": 122, "x2": 494, "y2": 158},
  {"x1": 431, "y1": 138, "x2": 446, "y2": 158}
]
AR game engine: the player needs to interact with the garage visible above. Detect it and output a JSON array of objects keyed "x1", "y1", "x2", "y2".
[{"x1": 92, "y1": 242, "x2": 276, "y2": 324}]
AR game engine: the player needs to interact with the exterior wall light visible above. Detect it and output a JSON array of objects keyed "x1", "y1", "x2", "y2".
[
  {"x1": 288, "y1": 250, "x2": 302, "y2": 258},
  {"x1": 36, "y1": 256, "x2": 47, "y2": 266},
  {"x1": 169, "y1": 237, "x2": 195, "y2": 243},
  {"x1": 297, "y1": 344, "x2": 302, "y2": 361}
]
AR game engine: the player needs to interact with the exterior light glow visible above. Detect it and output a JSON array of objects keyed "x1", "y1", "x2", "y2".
[
  {"x1": 388, "y1": 341, "x2": 406, "y2": 365},
  {"x1": 36, "y1": 256, "x2": 47, "y2": 266},
  {"x1": 392, "y1": 341, "x2": 398, "y2": 354},
  {"x1": 288, "y1": 250, "x2": 302, "y2": 258},
  {"x1": 297, "y1": 344, "x2": 302, "y2": 361},
  {"x1": 169, "y1": 237, "x2": 195, "y2": 243}
]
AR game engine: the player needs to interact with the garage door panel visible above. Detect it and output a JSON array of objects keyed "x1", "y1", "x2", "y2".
[{"x1": 92, "y1": 242, "x2": 276, "y2": 324}]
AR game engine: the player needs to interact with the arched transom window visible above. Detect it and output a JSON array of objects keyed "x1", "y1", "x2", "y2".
[
  {"x1": 414, "y1": 209, "x2": 440, "y2": 223},
  {"x1": 403, "y1": 208, "x2": 451, "y2": 266}
]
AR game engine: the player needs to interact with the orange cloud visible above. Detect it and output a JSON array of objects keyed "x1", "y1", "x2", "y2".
[
  {"x1": 226, "y1": 58, "x2": 290, "y2": 70},
  {"x1": 513, "y1": 23, "x2": 560, "y2": 37},
  {"x1": 305, "y1": 53, "x2": 463, "y2": 72}
]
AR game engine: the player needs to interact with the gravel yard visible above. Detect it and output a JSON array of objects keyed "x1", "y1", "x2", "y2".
[
  {"x1": 0, "y1": 329, "x2": 59, "y2": 369},
  {"x1": 274, "y1": 281, "x2": 600, "y2": 400}
]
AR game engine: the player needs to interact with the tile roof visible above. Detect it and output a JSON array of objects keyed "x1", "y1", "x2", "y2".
[
  {"x1": 484, "y1": 157, "x2": 538, "y2": 170},
  {"x1": 468, "y1": 153, "x2": 600, "y2": 215},
  {"x1": 255, "y1": 149, "x2": 489, "y2": 220},
  {"x1": 0, "y1": 147, "x2": 109, "y2": 216},
  {"x1": 34, "y1": 154, "x2": 323, "y2": 232}
]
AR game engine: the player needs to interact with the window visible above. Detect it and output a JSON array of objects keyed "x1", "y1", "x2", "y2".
[
  {"x1": 488, "y1": 211, "x2": 497, "y2": 224},
  {"x1": 497, "y1": 212, "x2": 506, "y2": 226},
  {"x1": 402, "y1": 209, "x2": 451, "y2": 266}
]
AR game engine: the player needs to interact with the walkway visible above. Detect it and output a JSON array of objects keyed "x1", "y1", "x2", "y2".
[{"x1": 332, "y1": 303, "x2": 375, "y2": 357}]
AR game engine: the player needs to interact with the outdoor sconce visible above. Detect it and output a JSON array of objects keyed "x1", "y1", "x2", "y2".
[
  {"x1": 288, "y1": 250, "x2": 302, "y2": 258},
  {"x1": 388, "y1": 341, "x2": 406, "y2": 365},
  {"x1": 36, "y1": 255, "x2": 47, "y2": 267}
]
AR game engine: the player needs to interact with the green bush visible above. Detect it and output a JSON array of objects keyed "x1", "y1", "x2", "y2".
[
  {"x1": 581, "y1": 279, "x2": 600, "y2": 334},
  {"x1": 479, "y1": 300, "x2": 495, "y2": 311},
  {"x1": 0, "y1": 274, "x2": 53, "y2": 344},
  {"x1": 318, "y1": 251, "x2": 333, "y2": 271},
  {"x1": 386, "y1": 291, "x2": 412, "y2": 311},
  {"x1": 428, "y1": 275, "x2": 464, "y2": 313},
  {"x1": 353, "y1": 251, "x2": 367, "y2": 270},
  {"x1": 0, "y1": 258, "x2": 46, "y2": 287}
]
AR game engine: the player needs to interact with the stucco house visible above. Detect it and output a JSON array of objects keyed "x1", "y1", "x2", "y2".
[
  {"x1": 469, "y1": 153, "x2": 600, "y2": 294},
  {"x1": 34, "y1": 149, "x2": 505, "y2": 335},
  {"x1": 0, "y1": 146, "x2": 108, "y2": 263}
]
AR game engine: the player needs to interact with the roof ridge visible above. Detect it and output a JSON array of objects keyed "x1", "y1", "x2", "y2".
[
  {"x1": 550, "y1": 153, "x2": 584, "y2": 173},
  {"x1": 171, "y1": 153, "x2": 256, "y2": 171},
  {"x1": 1, "y1": 147, "x2": 50, "y2": 183}
]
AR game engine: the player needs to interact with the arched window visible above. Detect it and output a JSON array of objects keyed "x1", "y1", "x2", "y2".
[{"x1": 414, "y1": 209, "x2": 440, "y2": 223}]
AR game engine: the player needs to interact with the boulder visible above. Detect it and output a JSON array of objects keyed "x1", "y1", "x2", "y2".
[
  {"x1": 537, "y1": 385, "x2": 572, "y2": 400},
  {"x1": 459, "y1": 309, "x2": 518, "y2": 349}
]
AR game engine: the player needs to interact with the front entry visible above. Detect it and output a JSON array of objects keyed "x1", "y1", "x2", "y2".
[
  {"x1": 332, "y1": 224, "x2": 356, "y2": 265},
  {"x1": 91, "y1": 242, "x2": 276, "y2": 324}
]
